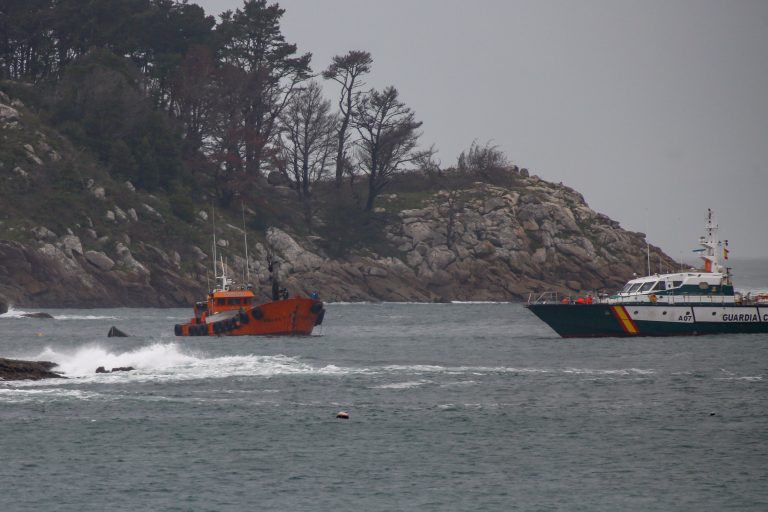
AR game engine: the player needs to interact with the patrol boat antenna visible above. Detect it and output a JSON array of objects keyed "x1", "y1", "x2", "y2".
[{"x1": 699, "y1": 208, "x2": 722, "y2": 274}]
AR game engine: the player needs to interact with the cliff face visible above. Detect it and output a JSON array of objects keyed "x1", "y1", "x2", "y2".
[
  {"x1": 261, "y1": 179, "x2": 676, "y2": 302},
  {"x1": 0, "y1": 88, "x2": 675, "y2": 307}
]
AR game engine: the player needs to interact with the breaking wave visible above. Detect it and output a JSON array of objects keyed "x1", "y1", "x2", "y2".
[
  {"x1": 23, "y1": 343, "x2": 352, "y2": 383},
  {"x1": 0, "y1": 307, "x2": 33, "y2": 318}
]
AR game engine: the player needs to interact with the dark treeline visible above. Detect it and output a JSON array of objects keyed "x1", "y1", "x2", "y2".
[{"x1": 1, "y1": 0, "x2": 517, "y2": 249}]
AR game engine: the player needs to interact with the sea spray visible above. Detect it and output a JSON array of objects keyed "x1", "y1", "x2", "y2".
[
  {"x1": 0, "y1": 306, "x2": 33, "y2": 318},
  {"x1": 31, "y1": 343, "x2": 351, "y2": 381},
  {"x1": 36, "y1": 343, "x2": 198, "y2": 377}
]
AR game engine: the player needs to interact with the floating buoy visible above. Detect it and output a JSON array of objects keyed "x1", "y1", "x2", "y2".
[{"x1": 336, "y1": 411, "x2": 349, "y2": 419}]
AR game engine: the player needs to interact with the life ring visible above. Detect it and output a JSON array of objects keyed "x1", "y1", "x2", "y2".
[
  {"x1": 649, "y1": 294, "x2": 657, "y2": 303},
  {"x1": 251, "y1": 307, "x2": 263, "y2": 320}
]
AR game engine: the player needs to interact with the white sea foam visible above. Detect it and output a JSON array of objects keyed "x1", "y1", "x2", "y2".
[
  {"x1": 374, "y1": 380, "x2": 429, "y2": 389},
  {"x1": 0, "y1": 307, "x2": 116, "y2": 320},
  {"x1": 0, "y1": 388, "x2": 99, "y2": 402},
  {"x1": 36, "y1": 342, "x2": 197, "y2": 377},
  {"x1": 450, "y1": 301, "x2": 511, "y2": 304},
  {"x1": 19, "y1": 343, "x2": 362, "y2": 384},
  {"x1": 381, "y1": 364, "x2": 655, "y2": 376},
  {"x1": 52, "y1": 314, "x2": 118, "y2": 320},
  {"x1": 0, "y1": 306, "x2": 32, "y2": 318}
]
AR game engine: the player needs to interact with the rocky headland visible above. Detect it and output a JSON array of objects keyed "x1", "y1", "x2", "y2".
[{"x1": 0, "y1": 87, "x2": 675, "y2": 307}]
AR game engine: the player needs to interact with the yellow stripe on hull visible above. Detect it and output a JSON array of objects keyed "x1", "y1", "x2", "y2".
[{"x1": 612, "y1": 305, "x2": 639, "y2": 334}]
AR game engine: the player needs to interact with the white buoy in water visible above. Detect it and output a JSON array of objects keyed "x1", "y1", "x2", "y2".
[{"x1": 336, "y1": 411, "x2": 349, "y2": 419}]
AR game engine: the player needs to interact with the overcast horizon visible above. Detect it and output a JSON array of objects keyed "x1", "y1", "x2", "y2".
[{"x1": 198, "y1": 0, "x2": 768, "y2": 259}]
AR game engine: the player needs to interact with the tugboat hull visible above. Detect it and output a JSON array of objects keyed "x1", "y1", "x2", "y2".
[
  {"x1": 175, "y1": 298, "x2": 325, "y2": 337},
  {"x1": 526, "y1": 304, "x2": 768, "y2": 338}
]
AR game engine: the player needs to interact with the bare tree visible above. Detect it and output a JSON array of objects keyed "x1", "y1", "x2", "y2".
[
  {"x1": 276, "y1": 80, "x2": 336, "y2": 226},
  {"x1": 322, "y1": 50, "x2": 372, "y2": 188},
  {"x1": 457, "y1": 139, "x2": 508, "y2": 173},
  {"x1": 413, "y1": 144, "x2": 442, "y2": 178},
  {"x1": 354, "y1": 86, "x2": 422, "y2": 212}
]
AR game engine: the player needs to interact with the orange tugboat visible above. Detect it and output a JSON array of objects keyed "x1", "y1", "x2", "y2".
[
  {"x1": 174, "y1": 264, "x2": 325, "y2": 337},
  {"x1": 175, "y1": 211, "x2": 325, "y2": 338}
]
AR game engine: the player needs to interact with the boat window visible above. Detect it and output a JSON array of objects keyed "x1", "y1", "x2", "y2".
[
  {"x1": 243, "y1": 298, "x2": 252, "y2": 305},
  {"x1": 216, "y1": 298, "x2": 225, "y2": 306},
  {"x1": 627, "y1": 283, "x2": 643, "y2": 293},
  {"x1": 639, "y1": 282, "x2": 656, "y2": 293},
  {"x1": 620, "y1": 283, "x2": 634, "y2": 293},
  {"x1": 228, "y1": 298, "x2": 238, "y2": 305},
  {"x1": 651, "y1": 281, "x2": 666, "y2": 291},
  {"x1": 672, "y1": 281, "x2": 682, "y2": 288}
]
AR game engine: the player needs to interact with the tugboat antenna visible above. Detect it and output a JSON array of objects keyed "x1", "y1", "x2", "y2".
[
  {"x1": 212, "y1": 204, "x2": 218, "y2": 284},
  {"x1": 242, "y1": 203, "x2": 250, "y2": 286}
]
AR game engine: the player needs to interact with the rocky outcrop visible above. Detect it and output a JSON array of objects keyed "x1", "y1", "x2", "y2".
[
  {"x1": 0, "y1": 177, "x2": 675, "y2": 305},
  {"x1": 0, "y1": 239, "x2": 201, "y2": 307},
  {"x1": 376, "y1": 178, "x2": 674, "y2": 300},
  {"x1": 0, "y1": 358, "x2": 64, "y2": 380},
  {"x1": 254, "y1": 178, "x2": 676, "y2": 302}
]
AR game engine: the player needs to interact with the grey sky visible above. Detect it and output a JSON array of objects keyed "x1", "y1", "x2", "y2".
[{"x1": 197, "y1": 0, "x2": 768, "y2": 259}]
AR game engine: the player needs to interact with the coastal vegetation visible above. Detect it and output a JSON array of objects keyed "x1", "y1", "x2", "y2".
[{"x1": 0, "y1": 0, "x2": 674, "y2": 306}]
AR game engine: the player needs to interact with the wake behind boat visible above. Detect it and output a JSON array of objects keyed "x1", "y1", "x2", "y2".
[{"x1": 526, "y1": 210, "x2": 768, "y2": 337}]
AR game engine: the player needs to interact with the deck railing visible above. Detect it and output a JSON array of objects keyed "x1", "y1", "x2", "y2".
[{"x1": 527, "y1": 291, "x2": 752, "y2": 306}]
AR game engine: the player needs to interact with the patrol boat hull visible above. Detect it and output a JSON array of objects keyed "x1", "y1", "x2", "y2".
[{"x1": 526, "y1": 303, "x2": 768, "y2": 338}]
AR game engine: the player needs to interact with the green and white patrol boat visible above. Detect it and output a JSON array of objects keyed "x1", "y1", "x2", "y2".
[{"x1": 526, "y1": 210, "x2": 768, "y2": 337}]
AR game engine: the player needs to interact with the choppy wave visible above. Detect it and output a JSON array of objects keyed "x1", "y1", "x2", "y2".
[
  {"x1": 450, "y1": 301, "x2": 512, "y2": 304},
  {"x1": 0, "y1": 307, "x2": 116, "y2": 320},
  {"x1": 374, "y1": 380, "x2": 429, "y2": 389},
  {"x1": 52, "y1": 314, "x2": 119, "y2": 320},
  {"x1": 382, "y1": 364, "x2": 655, "y2": 376},
  {"x1": 2, "y1": 339, "x2": 659, "y2": 394}
]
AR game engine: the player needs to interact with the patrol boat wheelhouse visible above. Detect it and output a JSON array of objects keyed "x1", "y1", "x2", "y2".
[{"x1": 526, "y1": 210, "x2": 768, "y2": 337}]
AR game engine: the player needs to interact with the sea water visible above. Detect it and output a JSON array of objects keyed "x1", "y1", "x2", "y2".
[{"x1": 1, "y1": 277, "x2": 767, "y2": 510}]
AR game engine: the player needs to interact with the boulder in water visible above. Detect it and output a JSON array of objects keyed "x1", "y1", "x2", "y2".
[
  {"x1": 107, "y1": 326, "x2": 128, "y2": 337},
  {"x1": 95, "y1": 366, "x2": 135, "y2": 373},
  {"x1": 22, "y1": 312, "x2": 53, "y2": 319},
  {"x1": 0, "y1": 297, "x2": 8, "y2": 315}
]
